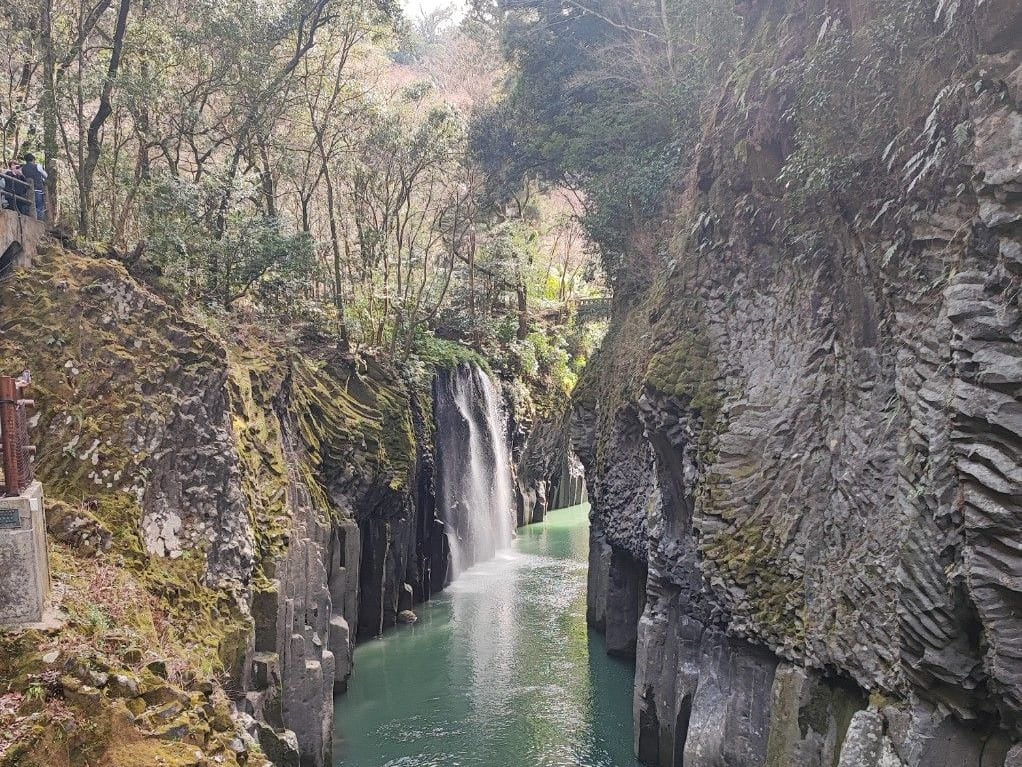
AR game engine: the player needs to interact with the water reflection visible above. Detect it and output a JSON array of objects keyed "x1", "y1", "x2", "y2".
[{"x1": 333, "y1": 505, "x2": 640, "y2": 767}]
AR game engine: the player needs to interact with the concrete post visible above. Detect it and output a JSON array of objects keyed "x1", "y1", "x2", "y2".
[{"x1": 0, "y1": 481, "x2": 50, "y2": 625}]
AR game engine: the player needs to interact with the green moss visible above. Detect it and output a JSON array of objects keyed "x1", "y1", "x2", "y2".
[
  {"x1": 225, "y1": 343, "x2": 293, "y2": 574},
  {"x1": 0, "y1": 248, "x2": 216, "y2": 563},
  {"x1": 0, "y1": 623, "x2": 258, "y2": 767},
  {"x1": 293, "y1": 355, "x2": 416, "y2": 498},
  {"x1": 645, "y1": 327, "x2": 721, "y2": 423},
  {"x1": 409, "y1": 333, "x2": 490, "y2": 374},
  {"x1": 0, "y1": 246, "x2": 420, "y2": 765},
  {"x1": 0, "y1": 250, "x2": 265, "y2": 759},
  {"x1": 700, "y1": 520, "x2": 806, "y2": 645},
  {"x1": 570, "y1": 263, "x2": 724, "y2": 480},
  {"x1": 703, "y1": 523, "x2": 805, "y2": 642}
]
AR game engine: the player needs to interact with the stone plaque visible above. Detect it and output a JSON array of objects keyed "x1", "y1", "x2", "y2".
[{"x1": 0, "y1": 508, "x2": 20, "y2": 529}]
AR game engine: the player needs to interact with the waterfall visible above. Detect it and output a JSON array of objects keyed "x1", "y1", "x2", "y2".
[{"x1": 433, "y1": 363, "x2": 515, "y2": 580}]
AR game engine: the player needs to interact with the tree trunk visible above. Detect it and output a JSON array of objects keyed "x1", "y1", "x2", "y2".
[
  {"x1": 320, "y1": 150, "x2": 348, "y2": 349},
  {"x1": 517, "y1": 279, "x2": 528, "y2": 341},
  {"x1": 258, "y1": 138, "x2": 276, "y2": 217},
  {"x1": 469, "y1": 227, "x2": 477, "y2": 343},
  {"x1": 80, "y1": 0, "x2": 131, "y2": 237},
  {"x1": 41, "y1": 0, "x2": 59, "y2": 222}
]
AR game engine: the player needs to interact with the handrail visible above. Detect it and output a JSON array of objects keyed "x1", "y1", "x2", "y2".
[
  {"x1": 1, "y1": 176, "x2": 46, "y2": 222},
  {"x1": 564, "y1": 296, "x2": 611, "y2": 307}
]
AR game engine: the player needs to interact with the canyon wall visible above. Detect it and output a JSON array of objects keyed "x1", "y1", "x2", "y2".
[
  {"x1": 513, "y1": 403, "x2": 589, "y2": 526},
  {"x1": 578, "y1": 2, "x2": 1022, "y2": 765},
  {"x1": 0, "y1": 251, "x2": 535, "y2": 766}
]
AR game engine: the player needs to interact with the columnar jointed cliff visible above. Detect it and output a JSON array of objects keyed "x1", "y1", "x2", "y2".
[
  {"x1": 512, "y1": 408, "x2": 589, "y2": 526},
  {"x1": 0, "y1": 250, "x2": 475, "y2": 766},
  {"x1": 578, "y1": 2, "x2": 1022, "y2": 766}
]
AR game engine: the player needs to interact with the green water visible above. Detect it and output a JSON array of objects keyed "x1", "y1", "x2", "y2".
[{"x1": 333, "y1": 504, "x2": 640, "y2": 767}]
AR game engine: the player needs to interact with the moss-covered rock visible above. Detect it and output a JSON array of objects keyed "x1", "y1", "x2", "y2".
[{"x1": 0, "y1": 248, "x2": 425, "y2": 764}]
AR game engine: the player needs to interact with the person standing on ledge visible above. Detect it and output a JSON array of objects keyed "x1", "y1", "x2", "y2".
[{"x1": 20, "y1": 154, "x2": 47, "y2": 221}]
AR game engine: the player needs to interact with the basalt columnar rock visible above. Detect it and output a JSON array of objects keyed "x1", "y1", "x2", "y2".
[
  {"x1": 0, "y1": 250, "x2": 469, "y2": 766},
  {"x1": 578, "y1": 3, "x2": 1022, "y2": 766},
  {"x1": 511, "y1": 398, "x2": 589, "y2": 527}
]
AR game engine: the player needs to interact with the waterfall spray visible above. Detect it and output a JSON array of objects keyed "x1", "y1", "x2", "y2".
[{"x1": 434, "y1": 364, "x2": 515, "y2": 579}]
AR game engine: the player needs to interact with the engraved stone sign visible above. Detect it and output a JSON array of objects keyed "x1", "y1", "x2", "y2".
[{"x1": 0, "y1": 508, "x2": 20, "y2": 529}]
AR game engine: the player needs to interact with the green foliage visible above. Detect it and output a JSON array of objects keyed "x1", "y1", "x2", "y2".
[
  {"x1": 568, "y1": 318, "x2": 608, "y2": 373},
  {"x1": 511, "y1": 316, "x2": 606, "y2": 414},
  {"x1": 472, "y1": 0, "x2": 739, "y2": 281},
  {"x1": 4, "y1": 0, "x2": 608, "y2": 386},
  {"x1": 469, "y1": 100, "x2": 541, "y2": 208},
  {"x1": 24, "y1": 683, "x2": 45, "y2": 703},
  {"x1": 777, "y1": 3, "x2": 933, "y2": 211},
  {"x1": 140, "y1": 174, "x2": 318, "y2": 311},
  {"x1": 65, "y1": 601, "x2": 112, "y2": 640},
  {"x1": 406, "y1": 332, "x2": 491, "y2": 379},
  {"x1": 344, "y1": 98, "x2": 476, "y2": 352},
  {"x1": 440, "y1": 219, "x2": 536, "y2": 344},
  {"x1": 522, "y1": 330, "x2": 574, "y2": 391}
]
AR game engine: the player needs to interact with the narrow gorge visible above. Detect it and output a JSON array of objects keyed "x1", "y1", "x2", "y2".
[{"x1": 1, "y1": 1, "x2": 1021, "y2": 766}]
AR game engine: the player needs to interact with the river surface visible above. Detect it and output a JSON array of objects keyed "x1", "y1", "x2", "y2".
[{"x1": 333, "y1": 504, "x2": 640, "y2": 767}]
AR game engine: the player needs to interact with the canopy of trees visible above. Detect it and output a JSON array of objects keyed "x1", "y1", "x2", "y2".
[
  {"x1": 0, "y1": 0, "x2": 605, "y2": 399},
  {"x1": 469, "y1": 0, "x2": 738, "y2": 287}
]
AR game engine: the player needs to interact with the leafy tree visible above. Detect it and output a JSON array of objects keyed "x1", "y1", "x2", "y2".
[
  {"x1": 141, "y1": 174, "x2": 317, "y2": 310},
  {"x1": 471, "y1": 0, "x2": 738, "y2": 285},
  {"x1": 0, "y1": 0, "x2": 606, "y2": 373}
]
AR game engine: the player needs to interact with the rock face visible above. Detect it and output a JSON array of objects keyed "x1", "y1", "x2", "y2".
[
  {"x1": 577, "y1": 3, "x2": 1022, "y2": 766},
  {"x1": 0, "y1": 252, "x2": 465, "y2": 766},
  {"x1": 512, "y1": 403, "x2": 589, "y2": 527}
]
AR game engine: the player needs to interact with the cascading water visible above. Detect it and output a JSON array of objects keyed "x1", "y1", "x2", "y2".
[{"x1": 433, "y1": 363, "x2": 515, "y2": 579}]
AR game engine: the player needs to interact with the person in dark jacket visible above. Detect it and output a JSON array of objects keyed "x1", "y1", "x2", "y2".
[{"x1": 20, "y1": 154, "x2": 47, "y2": 219}]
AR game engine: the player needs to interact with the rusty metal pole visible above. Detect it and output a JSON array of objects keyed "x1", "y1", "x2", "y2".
[
  {"x1": 15, "y1": 380, "x2": 34, "y2": 491},
  {"x1": 0, "y1": 376, "x2": 20, "y2": 496}
]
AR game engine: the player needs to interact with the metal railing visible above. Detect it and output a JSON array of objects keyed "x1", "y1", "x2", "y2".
[
  {"x1": 0, "y1": 373, "x2": 36, "y2": 497},
  {"x1": 563, "y1": 296, "x2": 611, "y2": 322},
  {"x1": 1, "y1": 177, "x2": 47, "y2": 222}
]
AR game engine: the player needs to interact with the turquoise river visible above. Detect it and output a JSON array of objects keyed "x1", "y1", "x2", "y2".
[{"x1": 333, "y1": 504, "x2": 640, "y2": 767}]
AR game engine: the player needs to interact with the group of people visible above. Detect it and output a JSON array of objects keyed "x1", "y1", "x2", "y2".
[{"x1": 1, "y1": 155, "x2": 47, "y2": 220}]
